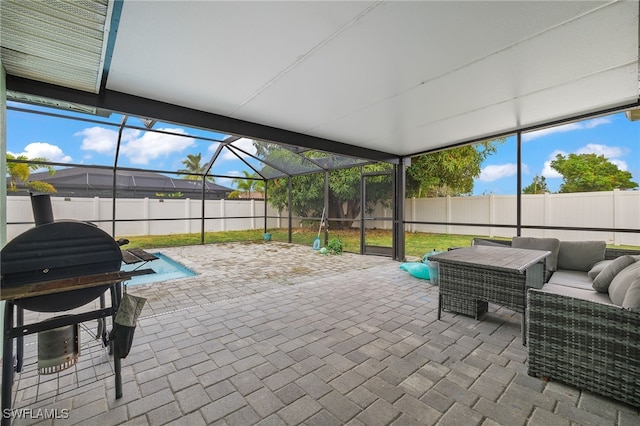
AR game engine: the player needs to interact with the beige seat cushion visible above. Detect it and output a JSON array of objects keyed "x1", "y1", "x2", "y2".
[
  {"x1": 548, "y1": 270, "x2": 593, "y2": 290},
  {"x1": 557, "y1": 240, "x2": 606, "y2": 272},
  {"x1": 512, "y1": 237, "x2": 559, "y2": 281},
  {"x1": 539, "y1": 283, "x2": 613, "y2": 305}
]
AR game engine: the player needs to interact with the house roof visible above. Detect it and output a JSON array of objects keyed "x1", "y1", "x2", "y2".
[
  {"x1": 2, "y1": 1, "x2": 639, "y2": 160},
  {"x1": 25, "y1": 167, "x2": 232, "y2": 195}
]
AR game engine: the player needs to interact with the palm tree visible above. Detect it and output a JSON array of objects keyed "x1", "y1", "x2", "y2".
[
  {"x1": 177, "y1": 153, "x2": 215, "y2": 182},
  {"x1": 522, "y1": 175, "x2": 549, "y2": 194},
  {"x1": 229, "y1": 171, "x2": 264, "y2": 198},
  {"x1": 6, "y1": 154, "x2": 57, "y2": 193}
]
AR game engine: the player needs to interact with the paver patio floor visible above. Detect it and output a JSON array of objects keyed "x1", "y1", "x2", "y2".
[{"x1": 5, "y1": 242, "x2": 640, "y2": 425}]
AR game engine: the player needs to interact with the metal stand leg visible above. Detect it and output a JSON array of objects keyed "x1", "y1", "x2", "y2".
[
  {"x1": 110, "y1": 285, "x2": 122, "y2": 399},
  {"x1": 437, "y1": 293, "x2": 442, "y2": 320},
  {"x1": 15, "y1": 308, "x2": 23, "y2": 373},
  {"x1": 522, "y1": 308, "x2": 527, "y2": 346},
  {"x1": 2, "y1": 302, "x2": 15, "y2": 426},
  {"x1": 99, "y1": 294, "x2": 108, "y2": 346}
]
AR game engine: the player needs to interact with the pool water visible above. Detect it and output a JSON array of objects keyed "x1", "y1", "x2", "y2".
[{"x1": 121, "y1": 252, "x2": 196, "y2": 286}]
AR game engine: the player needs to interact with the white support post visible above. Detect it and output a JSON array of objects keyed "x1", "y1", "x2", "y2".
[
  {"x1": 251, "y1": 199, "x2": 256, "y2": 230},
  {"x1": 543, "y1": 192, "x2": 551, "y2": 238},
  {"x1": 446, "y1": 195, "x2": 452, "y2": 235},
  {"x1": 144, "y1": 197, "x2": 150, "y2": 235},
  {"x1": 277, "y1": 208, "x2": 281, "y2": 229},
  {"x1": 410, "y1": 197, "x2": 416, "y2": 233},
  {"x1": 613, "y1": 189, "x2": 620, "y2": 245},
  {"x1": 220, "y1": 199, "x2": 225, "y2": 232},
  {"x1": 489, "y1": 194, "x2": 495, "y2": 238},
  {"x1": 93, "y1": 196, "x2": 100, "y2": 223},
  {"x1": 185, "y1": 198, "x2": 191, "y2": 234}
]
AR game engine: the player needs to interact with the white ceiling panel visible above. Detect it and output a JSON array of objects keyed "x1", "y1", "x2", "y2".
[
  {"x1": 2, "y1": 0, "x2": 638, "y2": 158},
  {"x1": 106, "y1": 1, "x2": 378, "y2": 114},
  {"x1": 182, "y1": 0, "x2": 637, "y2": 155}
]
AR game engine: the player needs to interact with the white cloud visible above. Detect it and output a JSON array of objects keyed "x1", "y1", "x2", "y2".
[
  {"x1": 541, "y1": 149, "x2": 567, "y2": 178},
  {"x1": 75, "y1": 127, "x2": 120, "y2": 155},
  {"x1": 76, "y1": 126, "x2": 195, "y2": 165},
  {"x1": 120, "y1": 128, "x2": 194, "y2": 165},
  {"x1": 12, "y1": 142, "x2": 72, "y2": 163},
  {"x1": 221, "y1": 138, "x2": 257, "y2": 160},
  {"x1": 610, "y1": 159, "x2": 629, "y2": 171},
  {"x1": 582, "y1": 117, "x2": 612, "y2": 129},
  {"x1": 479, "y1": 163, "x2": 526, "y2": 182},
  {"x1": 576, "y1": 143, "x2": 626, "y2": 159},
  {"x1": 522, "y1": 116, "x2": 612, "y2": 142},
  {"x1": 541, "y1": 161, "x2": 562, "y2": 178}
]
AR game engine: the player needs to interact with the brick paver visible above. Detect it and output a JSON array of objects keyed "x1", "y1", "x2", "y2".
[{"x1": 4, "y1": 242, "x2": 640, "y2": 424}]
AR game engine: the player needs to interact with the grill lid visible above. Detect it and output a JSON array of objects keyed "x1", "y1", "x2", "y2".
[{"x1": 1, "y1": 220, "x2": 123, "y2": 312}]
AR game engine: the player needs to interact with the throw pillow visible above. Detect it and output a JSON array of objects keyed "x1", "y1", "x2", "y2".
[
  {"x1": 592, "y1": 256, "x2": 637, "y2": 292},
  {"x1": 588, "y1": 259, "x2": 613, "y2": 280},
  {"x1": 622, "y1": 269, "x2": 640, "y2": 311},
  {"x1": 557, "y1": 240, "x2": 606, "y2": 272},
  {"x1": 608, "y1": 261, "x2": 640, "y2": 306}
]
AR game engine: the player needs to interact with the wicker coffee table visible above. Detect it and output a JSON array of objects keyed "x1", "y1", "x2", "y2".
[{"x1": 431, "y1": 245, "x2": 550, "y2": 344}]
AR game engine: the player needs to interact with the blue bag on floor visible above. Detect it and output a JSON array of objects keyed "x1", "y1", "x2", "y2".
[{"x1": 399, "y1": 262, "x2": 431, "y2": 280}]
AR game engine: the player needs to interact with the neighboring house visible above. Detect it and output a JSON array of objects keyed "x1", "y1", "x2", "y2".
[
  {"x1": 12, "y1": 167, "x2": 233, "y2": 200},
  {"x1": 236, "y1": 191, "x2": 265, "y2": 200}
]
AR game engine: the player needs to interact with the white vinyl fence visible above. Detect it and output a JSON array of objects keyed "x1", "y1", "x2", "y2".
[
  {"x1": 5, "y1": 196, "x2": 284, "y2": 240},
  {"x1": 5, "y1": 190, "x2": 640, "y2": 246},
  {"x1": 404, "y1": 190, "x2": 640, "y2": 246}
]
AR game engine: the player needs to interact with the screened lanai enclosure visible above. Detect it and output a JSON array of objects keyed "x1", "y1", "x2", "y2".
[
  {"x1": 3, "y1": 0, "x2": 640, "y2": 258},
  {"x1": 5, "y1": 101, "x2": 406, "y2": 258},
  {"x1": 6, "y1": 99, "x2": 640, "y2": 263},
  {"x1": 3, "y1": 2, "x2": 640, "y2": 425}
]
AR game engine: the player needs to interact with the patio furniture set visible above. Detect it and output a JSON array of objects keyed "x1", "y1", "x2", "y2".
[{"x1": 431, "y1": 237, "x2": 640, "y2": 409}]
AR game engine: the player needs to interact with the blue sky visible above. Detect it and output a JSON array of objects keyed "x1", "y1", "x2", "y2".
[
  {"x1": 6, "y1": 102, "x2": 640, "y2": 195},
  {"x1": 6, "y1": 102, "x2": 260, "y2": 189},
  {"x1": 473, "y1": 112, "x2": 640, "y2": 195}
]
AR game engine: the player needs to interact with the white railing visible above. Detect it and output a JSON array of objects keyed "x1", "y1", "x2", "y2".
[{"x1": 5, "y1": 190, "x2": 640, "y2": 245}]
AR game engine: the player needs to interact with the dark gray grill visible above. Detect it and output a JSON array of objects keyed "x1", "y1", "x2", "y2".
[{"x1": 0, "y1": 195, "x2": 153, "y2": 426}]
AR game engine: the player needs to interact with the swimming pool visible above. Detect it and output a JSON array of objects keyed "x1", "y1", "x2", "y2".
[{"x1": 121, "y1": 252, "x2": 197, "y2": 286}]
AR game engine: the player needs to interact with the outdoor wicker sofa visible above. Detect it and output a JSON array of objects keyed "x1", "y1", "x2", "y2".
[{"x1": 473, "y1": 237, "x2": 640, "y2": 408}]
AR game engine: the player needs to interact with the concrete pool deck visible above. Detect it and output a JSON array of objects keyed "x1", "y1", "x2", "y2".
[{"x1": 5, "y1": 241, "x2": 640, "y2": 425}]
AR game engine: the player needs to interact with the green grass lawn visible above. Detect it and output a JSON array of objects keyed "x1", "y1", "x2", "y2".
[
  {"x1": 119, "y1": 228, "x2": 500, "y2": 258},
  {"x1": 121, "y1": 228, "x2": 640, "y2": 259}
]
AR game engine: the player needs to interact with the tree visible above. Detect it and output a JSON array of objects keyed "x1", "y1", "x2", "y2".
[
  {"x1": 406, "y1": 139, "x2": 503, "y2": 197},
  {"x1": 259, "y1": 139, "x2": 503, "y2": 228},
  {"x1": 229, "y1": 171, "x2": 264, "y2": 199},
  {"x1": 550, "y1": 153, "x2": 638, "y2": 193},
  {"x1": 522, "y1": 175, "x2": 549, "y2": 194},
  {"x1": 177, "y1": 153, "x2": 215, "y2": 182},
  {"x1": 265, "y1": 163, "x2": 392, "y2": 228},
  {"x1": 253, "y1": 140, "x2": 393, "y2": 228},
  {"x1": 6, "y1": 154, "x2": 57, "y2": 193}
]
